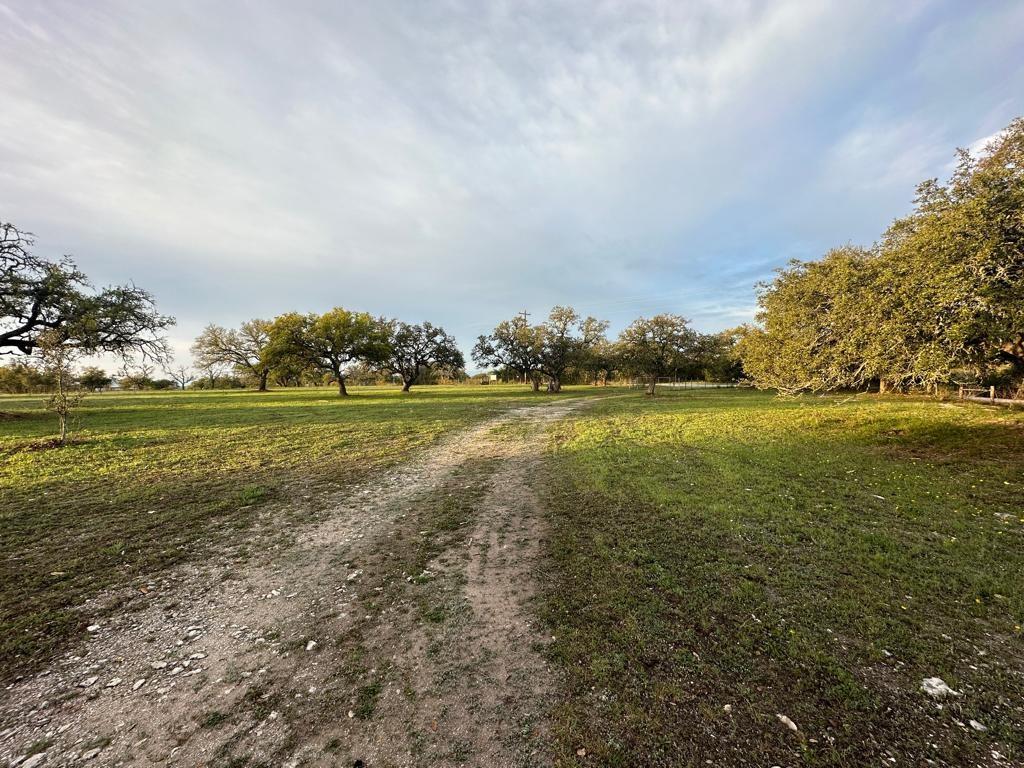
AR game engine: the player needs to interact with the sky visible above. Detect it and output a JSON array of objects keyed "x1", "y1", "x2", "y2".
[{"x1": 2, "y1": 0, "x2": 1023, "y2": 372}]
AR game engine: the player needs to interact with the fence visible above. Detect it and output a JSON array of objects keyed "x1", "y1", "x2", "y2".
[
  {"x1": 629, "y1": 378, "x2": 739, "y2": 390},
  {"x1": 958, "y1": 385, "x2": 1024, "y2": 407}
]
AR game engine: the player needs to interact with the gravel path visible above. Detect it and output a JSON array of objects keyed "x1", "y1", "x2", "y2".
[{"x1": 0, "y1": 397, "x2": 591, "y2": 768}]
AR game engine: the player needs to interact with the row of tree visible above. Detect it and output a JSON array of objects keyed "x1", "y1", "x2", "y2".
[
  {"x1": 739, "y1": 117, "x2": 1024, "y2": 396},
  {"x1": 15, "y1": 120, "x2": 1019, "y2": 403},
  {"x1": 191, "y1": 312, "x2": 464, "y2": 395},
  {"x1": 188, "y1": 307, "x2": 740, "y2": 397},
  {"x1": 472, "y1": 308, "x2": 739, "y2": 395}
]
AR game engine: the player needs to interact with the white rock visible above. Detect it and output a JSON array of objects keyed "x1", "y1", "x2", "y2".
[
  {"x1": 150, "y1": 661, "x2": 167, "y2": 670},
  {"x1": 86, "y1": 625, "x2": 100, "y2": 633},
  {"x1": 79, "y1": 676, "x2": 98, "y2": 688},
  {"x1": 22, "y1": 754, "x2": 47, "y2": 768},
  {"x1": 776, "y1": 713, "x2": 798, "y2": 732},
  {"x1": 723, "y1": 704, "x2": 733, "y2": 713},
  {"x1": 82, "y1": 747, "x2": 102, "y2": 759},
  {"x1": 921, "y1": 677, "x2": 962, "y2": 698},
  {"x1": 106, "y1": 677, "x2": 122, "y2": 687},
  {"x1": 133, "y1": 679, "x2": 146, "y2": 690},
  {"x1": 305, "y1": 640, "x2": 317, "y2": 651},
  {"x1": 970, "y1": 719, "x2": 988, "y2": 732}
]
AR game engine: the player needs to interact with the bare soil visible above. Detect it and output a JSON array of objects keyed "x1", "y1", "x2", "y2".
[{"x1": 0, "y1": 398, "x2": 590, "y2": 768}]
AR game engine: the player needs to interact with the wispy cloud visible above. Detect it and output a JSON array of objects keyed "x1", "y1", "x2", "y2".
[{"x1": 1, "y1": 0, "x2": 1021, "y2": 367}]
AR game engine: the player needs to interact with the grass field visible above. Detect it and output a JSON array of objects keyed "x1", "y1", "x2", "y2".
[
  {"x1": 540, "y1": 389, "x2": 1024, "y2": 766},
  {"x1": 0, "y1": 384, "x2": 587, "y2": 678},
  {"x1": 3, "y1": 384, "x2": 1023, "y2": 765}
]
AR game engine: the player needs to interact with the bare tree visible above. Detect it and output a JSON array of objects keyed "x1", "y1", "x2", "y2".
[
  {"x1": 191, "y1": 320, "x2": 274, "y2": 390},
  {"x1": 165, "y1": 364, "x2": 195, "y2": 390},
  {"x1": 36, "y1": 330, "x2": 85, "y2": 444}
]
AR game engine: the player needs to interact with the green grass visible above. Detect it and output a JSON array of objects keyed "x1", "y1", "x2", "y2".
[
  {"x1": 540, "y1": 388, "x2": 1024, "y2": 766},
  {"x1": 0, "y1": 383, "x2": 593, "y2": 679}
]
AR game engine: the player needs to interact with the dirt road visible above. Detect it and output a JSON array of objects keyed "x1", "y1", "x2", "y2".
[{"x1": 0, "y1": 398, "x2": 589, "y2": 768}]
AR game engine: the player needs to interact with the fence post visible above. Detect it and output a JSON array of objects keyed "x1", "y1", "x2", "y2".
[
  {"x1": 959, "y1": 385, "x2": 963, "y2": 400},
  {"x1": 990, "y1": 385, "x2": 996, "y2": 403}
]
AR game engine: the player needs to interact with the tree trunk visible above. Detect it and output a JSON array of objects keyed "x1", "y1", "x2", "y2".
[
  {"x1": 258, "y1": 369, "x2": 269, "y2": 392},
  {"x1": 402, "y1": 379, "x2": 413, "y2": 392},
  {"x1": 530, "y1": 374, "x2": 541, "y2": 392},
  {"x1": 646, "y1": 375, "x2": 657, "y2": 396},
  {"x1": 58, "y1": 413, "x2": 67, "y2": 444},
  {"x1": 547, "y1": 377, "x2": 561, "y2": 393},
  {"x1": 338, "y1": 375, "x2": 348, "y2": 396}
]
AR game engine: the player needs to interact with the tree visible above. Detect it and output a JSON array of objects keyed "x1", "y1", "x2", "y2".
[
  {"x1": 699, "y1": 329, "x2": 744, "y2": 383},
  {"x1": 617, "y1": 314, "x2": 700, "y2": 395},
  {"x1": 268, "y1": 309, "x2": 390, "y2": 396},
  {"x1": 580, "y1": 339, "x2": 618, "y2": 385},
  {"x1": 191, "y1": 319, "x2": 273, "y2": 391},
  {"x1": 194, "y1": 361, "x2": 224, "y2": 389},
  {"x1": 1, "y1": 222, "x2": 174, "y2": 359},
  {"x1": 117, "y1": 360, "x2": 155, "y2": 390},
  {"x1": 79, "y1": 366, "x2": 113, "y2": 390},
  {"x1": 740, "y1": 117, "x2": 1024, "y2": 395},
  {"x1": 738, "y1": 247, "x2": 884, "y2": 394},
  {"x1": 164, "y1": 364, "x2": 194, "y2": 390},
  {"x1": 535, "y1": 306, "x2": 608, "y2": 392},
  {"x1": 381, "y1": 321, "x2": 465, "y2": 392},
  {"x1": 472, "y1": 316, "x2": 544, "y2": 390},
  {"x1": 0, "y1": 361, "x2": 52, "y2": 393},
  {"x1": 36, "y1": 331, "x2": 84, "y2": 444}
]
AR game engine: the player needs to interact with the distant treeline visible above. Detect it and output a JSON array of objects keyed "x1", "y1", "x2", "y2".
[
  {"x1": 185, "y1": 307, "x2": 740, "y2": 396},
  {"x1": 739, "y1": 117, "x2": 1024, "y2": 397},
  {"x1": 3, "y1": 118, "x2": 1022, "y2": 399}
]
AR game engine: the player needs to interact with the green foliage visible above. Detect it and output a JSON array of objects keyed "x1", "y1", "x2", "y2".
[
  {"x1": 191, "y1": 320, "x2": 274, "y2": 391},
  {"x1": 0, "y1": 222, "x2": 174, "y2": 358},
  {"x1": 78, "y1": 366, "x2": 112, "y2": 390},
  {"x1": 535, "y1": 306, "x2": 608, "y2": 392},
  {"x1": 380, "y1": 321, "x2": 465, "y2": 392},
  {"x1": 474, "y1": 307, "x2": 608, "y2": 392},
  {"x1": 616, "y1": 314, "x2": 700, "y2": 393},
  {"x1": 742, "y1": 117, "x2": 1024, "y2": 394},
  {"x1": 0, "y1": 361, "x2": 53, "y2": 394},
  {"x1": 267, "y1": 309, "x2": 391, "y2": 395},
  {"x1": 472, "y1": 315, "x2": 543, "y2": 384}
]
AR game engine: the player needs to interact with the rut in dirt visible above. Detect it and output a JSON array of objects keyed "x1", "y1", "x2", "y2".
[{"x1": 0, "y1": 397, "x2": 590, "y2": 768}]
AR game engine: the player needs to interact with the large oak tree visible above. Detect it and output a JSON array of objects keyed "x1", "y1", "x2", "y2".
[
  {"x1": 535, "y1": 306, "x2": 608, "y2": 392},
  {"x1": 381, "y1": 321, "x2": 464, "y2": 392},
  {"x1": 268, "y1": 309, "x2": 390, "y2": 395},
  {"x1": 617, "y1": 314, "x2": 700, "y2": 395},
  {"x1": 1, "y1": 222, "x2": 173, "y2": 359},
  {"x1": 472, "y1": 315, "x2": 544, "y2": 390}
]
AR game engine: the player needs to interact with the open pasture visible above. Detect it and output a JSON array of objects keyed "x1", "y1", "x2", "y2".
[
  {"x1": 541, "y1": 388, "x2": 1024, "y2": 765},
  {"x1": 1, "y1": 386, "x2": 1023, "y2": 766},
  {"x1": 0, "y1": 384, "x2": 581, "y2": 676}
]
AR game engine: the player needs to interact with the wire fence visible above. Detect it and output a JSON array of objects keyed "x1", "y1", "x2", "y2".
[{"x1": 628, "y1": 378, "x2": 740, "y2": 390}]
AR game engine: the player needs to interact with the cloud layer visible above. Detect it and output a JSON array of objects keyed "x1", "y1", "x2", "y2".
[{"x1": 2, "y1": 0, "x2": 1022, "y2": 366}]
